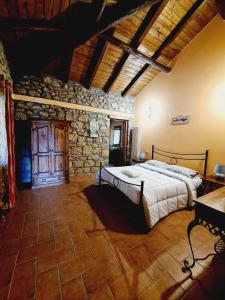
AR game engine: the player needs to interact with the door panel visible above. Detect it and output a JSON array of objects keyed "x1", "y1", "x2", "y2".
[
  {"x1": 55, "y1": 155, "x2": 65, "y2": 172},
  {"x1": 54, "y1": 126, "x2": 65, "y2": 152},
  {"x1": 53, "y1": 122, "x2": 68, "y2": 176},
  {"x1": 38, "y1": 126, "x2": 50, "y2": 153},
  {"x1": 31, "y1": 121, "x2": 68, "y2": 187},
  {"x1": 38, "y1": 156, "x2": 50, "y2": 173}
]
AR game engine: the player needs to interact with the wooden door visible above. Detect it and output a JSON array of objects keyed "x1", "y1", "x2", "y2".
[
  {"x1": 53, "y1": 121, "x2": 69, "y2": 178},
  {"x1": 31, "y1": 121, "x2": 68, "y2": 188}
]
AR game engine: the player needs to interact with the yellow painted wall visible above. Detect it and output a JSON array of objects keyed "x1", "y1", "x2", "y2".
[{"x1": 135, "y1": 15, "x2": 225, "y2": 175}]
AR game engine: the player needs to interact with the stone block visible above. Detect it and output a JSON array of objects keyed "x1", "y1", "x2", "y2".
[
  {"x1": 83, "y1": 146, "x2": 92, "y2": 155},
  {"x1": 72, "y1": 161, "x2": 84, "y2": 167},
  {"x1": 91, "y1": 167, "x2": 99, "y2": 173},
  {"x1": 102, "y1": 150, "x2": 109, "y2": 158},
  {"x1": 84, "y1": 160, "x2": 95, "y2": 167},
  {"x1": 71, "y1": 147, "x2": 82, "y2": 155}
]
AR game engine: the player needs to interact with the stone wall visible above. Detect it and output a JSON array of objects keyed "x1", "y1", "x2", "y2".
[
  {"x1": 14, "y1": 101, "x2": 110, "y2": 176},
  {"x1": 0, "y1": 40, "x2": 11, "y2": 81},
  {"x1": 15, "y1": 74, "x2": 135, "y2": 114},
  {"x1": 14, "y1": 74, "x2": 135, "y2": 176}
]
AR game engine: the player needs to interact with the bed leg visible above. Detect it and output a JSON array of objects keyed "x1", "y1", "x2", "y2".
[
  {"x1": 140, "y1": 181, "x2": 144, "y2": 203},
  {"x1": 152, "y1": 145, "x2": 154, "y2": 159},
  {"x1": 99, "y1": 162, "x2": 102, "y2": 185}
]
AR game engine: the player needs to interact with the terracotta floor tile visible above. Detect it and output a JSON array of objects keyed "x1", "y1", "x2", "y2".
[
  {"x1": 0, "y1": 236, "x2": 37, "y2": 256},
  {"x1": 4, "y1": 221, "x2": 24, "y2": 239},
  {"x1": 156, "y1": 251, "x2": 188, "y2": 283},
  {"x1": 72, "y1": 231, "x2": 93, "y2": 255},
  {"x1": 59, "y1": 251, "x2": 98, "y2": 284},
  {"x1": 139, "y1": 273, "x2": 184, "y2": 300},
  {"x1": 156, "y1": 222, "x2": 180, "y2": 243},
  {"x1": 209, "y1": 258, "x2": 225, "y2": 288},
  {"x1": 89, "y1": 234, "x2": 115, "y2": 262},
  {"x1": 68, "y1": 220, "x2": 81, "y2": 235},
  {"x1": 25, "y1": 210, "x2": 39, "y2": 222},
  {"x1": 38, "y1": 246, "x2": 75, "y2": 273},
  {"x1": 121, "y1": 234, "x2": 147, "y2": 250},
  {"x1": 181, "y1": 282, "x2": 208, "y2": 300},
  {"x1": 18, "y1": 240, "x2": 55, "y2": 263},
  {"x1": 22, "y1": 220, "x2": 38, "y2": 239},
  {"x1": 36, "y1": 267, "x2": 61, "y2": 300},
  {"x1": 131, "y1": 243, "x2": 155, "y2": 270},
  {"x1": 83, "y1": 258, "x2": 123, "y2": 293},
  {"x1": 192, "y1": 244, "x2": 215, "y2": 269},
  {"x1": 197, "y1": 263, "x2": 225, "y2": 297},
  {"x1": 0, "y1": 252, "x2": 18, "y2": 289},
  {"x1": 61, "y1": 276, "x2": 87, "y2": 300},
  {"x1": 54, "y1": 224, "x2": 74, "y2": 250},
  {"x1": 113, "y1": 240, "x2": 135, "y2": 273},
  {"x1": 1, "y1": 176, "x2": 224, "y2": 300},
  {"x1": 144, "y1": 229, "x2": 171, "y2": 255},
  {"x1": 110, "y1": 270, "x2": 153, "y2": 300},
  {"x1": 88, "y1": 285, "x2": 114, "y2": 300},
  {"x1": 191, "y1": 228, "x2": 217, "y2": 251},
  {"x1": 8, "y1": 259, "x2": 36, "y2": 300},
  {"x1": 167, "y1": 238, "x2": 195, "y2": 262},
  {"x1": 39, "y1": 209, "x2": 65, "y2": 224},
  {"x1": 38, "y1": 222, "x2": 54, "y2": 244},
  {"x1": 0, "y1": 285, "x2": 10, "y2": 300}
]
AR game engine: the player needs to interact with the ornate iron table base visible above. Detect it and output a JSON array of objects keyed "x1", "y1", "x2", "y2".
[{"x1": 181, "y1": 195, "x2": 225, "y2": 279}]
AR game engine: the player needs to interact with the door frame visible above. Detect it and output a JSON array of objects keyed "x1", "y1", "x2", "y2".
[{"x1": 109, "y1": 118, "x2": 129, "y2": 166}]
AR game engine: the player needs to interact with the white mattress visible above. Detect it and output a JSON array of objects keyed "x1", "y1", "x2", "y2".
[{"x1": 96, "y1": 163, "x2": 202, "y2": 228}]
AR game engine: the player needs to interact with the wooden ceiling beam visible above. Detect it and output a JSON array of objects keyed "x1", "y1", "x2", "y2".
[
  {"x1": 102, "y1": 34, "x2": 171, "y2": 73},
  {"x1": 94, "y1": 0, "x2": 107, "y2": 22},
  {"x1": 216, "y1": 0, "x2": 225, "y2": 19},
  {"x1": 60, "y1": 47, "x2": 74, "y2": 82},
  {"x1": 103, "y1": 0, "x2": 168, "y2": 92},
  {"x1": 7, "y1": 0, "x2": 161, "y2": 81},
  {"x1": 121, "y1": 0, "x2": 205, "y2": 96},
  {"x1": 0, "y1": 18, "x2": 62, "y2": 32}
]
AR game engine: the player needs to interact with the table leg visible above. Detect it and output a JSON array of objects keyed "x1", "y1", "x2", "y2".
[{"x1": 182, "y1": 220, "x2": 196, "y2": 278}]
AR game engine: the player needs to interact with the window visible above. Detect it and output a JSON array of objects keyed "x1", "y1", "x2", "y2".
[{"x1": 113, "y1": 126, "x2": 121, "y2": 147}]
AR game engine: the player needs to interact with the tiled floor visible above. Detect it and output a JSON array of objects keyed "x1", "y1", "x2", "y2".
[{"x1": 0, "y1": 175, "x2": 225, "y2": 300}]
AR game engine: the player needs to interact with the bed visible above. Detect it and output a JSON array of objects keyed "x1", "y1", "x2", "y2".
[{"x1": 96, "y1": 146, "x2": 208, "y2": 228}]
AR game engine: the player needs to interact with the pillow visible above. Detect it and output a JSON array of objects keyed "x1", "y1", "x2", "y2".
[
  {"x1": 166, "y1": 165, "x2": 199, "y2": 178},
  {"x1": 145, "y1": 160, "x2": 168, "y2": 168},
  {"x1": 121, "y1": 169, "x2": 141, "y2": 178}
]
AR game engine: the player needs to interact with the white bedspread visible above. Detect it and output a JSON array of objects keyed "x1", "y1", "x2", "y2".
[{"x1": 96, "y1": 163, "x2": 202, "y2": 228}]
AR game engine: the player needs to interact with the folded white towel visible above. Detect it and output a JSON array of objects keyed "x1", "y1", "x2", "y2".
[{"x1": 121, "y1": 169, "x2": 141, "y2": 178}]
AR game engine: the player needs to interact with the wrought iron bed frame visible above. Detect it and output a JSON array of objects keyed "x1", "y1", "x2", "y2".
[
  {"x1": 151, "y1": 145, "x2": 209, "y2": 177},
  {"x1": 98, "y1": 145, "x2": 209, "y2": 206},
  {"x1": 99, "y1": 162, "x2": 145, "y2": 203}
]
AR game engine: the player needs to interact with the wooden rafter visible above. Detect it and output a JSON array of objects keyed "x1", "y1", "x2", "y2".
[
  {"x1": 103, "y1": 0, "x2": 168, "y2": 92},
  {"x1": 82, "y1": 28, "x2": 114, "y2": 88},
  {"x1": 216, "y1": 0, "x2": 225, "y2": 19},
  {"x1": 94, "y1": 0, "x2": 107, "y2": 22},
  {"x1": 0, "y1": 18, "x2": 62, "y2": 32},
  {"x1": 60, "y1": 47, "x2": 74, "y2": 82},
  {"x1": 102, "y1": 34, "x2": 171, "y2": 73},
  {"x1": 7, "y1": 0, "x2": 159, "y2": 80},
  {"x1": 121, "y1": 0, "x2": 205, "y2": 96}
]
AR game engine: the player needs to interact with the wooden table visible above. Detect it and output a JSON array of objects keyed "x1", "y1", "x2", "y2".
[{"x1": 182, "y1": 187, "x2": 225, "y2": 278}]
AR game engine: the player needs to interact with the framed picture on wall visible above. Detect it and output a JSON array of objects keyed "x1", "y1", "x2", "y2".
[
  {"x1": 172, "y1": 115, "x2": 189, "y2": 125},
  {"x1": 90, "y1": 119, "x2": 98, "y2": 138}
]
